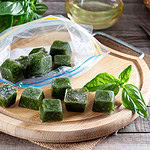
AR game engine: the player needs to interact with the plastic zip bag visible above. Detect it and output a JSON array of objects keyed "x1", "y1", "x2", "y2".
[{"x1": 0, "y1": 15, "x2": 109, "y2": 88}]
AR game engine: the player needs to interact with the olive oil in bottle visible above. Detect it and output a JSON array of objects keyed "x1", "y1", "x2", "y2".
[{"x1": 65, "y1": 0, "x2": 123, "y2": 29}]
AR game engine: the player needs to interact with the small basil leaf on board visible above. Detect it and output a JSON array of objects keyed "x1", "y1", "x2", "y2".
[
  {"x1": 0, "y1": 1, "x2": 25, "y2": 16},
  {"x1": 35, "y1": 3, "x2": 48, "y2": 15},
  {"x1": 122, "y1": 84, "x2": 148, "y2": 119},
  {"x1": 101, "y1": 83, "x2": 119, "y2": 96},
  {"x1": 119, "y1": 65, "x2": 132, "y2": 84},
  {"x1": 84, "y1": 73, "x2": 119, "y2": 92}
]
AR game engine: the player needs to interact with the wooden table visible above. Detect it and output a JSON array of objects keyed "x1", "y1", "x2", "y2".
[{"x1": 0, "y1": 0, "x2": 150, "y2": 149}]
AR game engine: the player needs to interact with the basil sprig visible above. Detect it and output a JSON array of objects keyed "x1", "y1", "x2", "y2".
[
  {"x1": 0, "y1": 0, "x2": 48, "y2": 33},
  {"x1": 83, "y1": 73, "x2": 120, "y2": 96},
  {"x1": 0, "y1": 1, "x2": 25, "y2": 16},
  {"x1": 83, "y1": 65, "x2": 148, "y2": 119},
  {"x1": 119, "y1": 65, "x2": 132, "y2": 84}
]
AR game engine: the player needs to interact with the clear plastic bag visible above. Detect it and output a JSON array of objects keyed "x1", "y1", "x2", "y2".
[{"x1": 0, "y1": 15, "x2": 109, "y2": 88}]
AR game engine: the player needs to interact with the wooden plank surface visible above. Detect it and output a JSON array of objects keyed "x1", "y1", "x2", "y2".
[
  {"x1": 93, "y1": 134, "x2": 150, "y2": 150},
  {"x1": 0, "y1": 0, "x2": 150, "y2": 149},
  {"x1": 119, "y1": 107, "x2": 150, "y2": 133},
  {"x1": 0, "y1": 132, "x2": 46, "y2": 150}
]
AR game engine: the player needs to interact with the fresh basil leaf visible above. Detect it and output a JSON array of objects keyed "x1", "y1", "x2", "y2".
[
  {"x1": 30, "y1": 0, "x2": 36, "y2": 3},
  {"x1": 33, "y1": 12, "x2": 41, "y2": 20},
  {"x1": 26, "y1": 6, "x2": 34, "y2": 22},
  {"x1": 85, "y1": 83, "x2": 119, "y2": 95},
  {"x1": 0, "y1": 15, "x2": 12, "y2": 32},
  {"x1": 16, "y1": 15, "x2": 26, "y2": 25},
  {"x1": 0, "y1": 1, "x2": 25, "y2": 16},
  {"x1": 119, "y1": 65, "x2": 132, "y2": 84},
  {"x1": 100, "y1": 83, "x2": 119, "y2": 96},
  {"x1": 10, "y1": 16, "x2": 14, "y2": 27},
  {"x1": 17, "y1": 3, "x2": 35, "y2": 25},
  {"x1": 122, "y1": 84, "x2": 148, "y2": 119},
  {"x1": 35, "y1": 3, "x2": 48, "y2": 15},
  {"x1": 35, "y1": 0, "x2": 42, "y2": 4},
  {"x1": 0, "y1": 23, "x2": 7, "y2": 33},
  {"x1": 83, "y1": 73, "x2": 119, "y2": 94},
  {"x1": 0, "y1": 0, "x2": 48, "y2": 33}
]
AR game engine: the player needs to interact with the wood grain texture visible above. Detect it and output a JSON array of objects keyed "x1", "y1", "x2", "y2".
[
  {"x1": 93, "y1": 133, "x2": 150, "y2": 150},
  {"x1": 0, "y1": 133, "x2": 46, "y2": 150},
  {"x1": 0, "y1": 33, "x2": 150, "y2": 143},
  {"x1": 0, "y1": 0, "x2": 150, "y2": 149},
  {"x1": 119, "y1": 107, "x2": 150, "y2": 133}
]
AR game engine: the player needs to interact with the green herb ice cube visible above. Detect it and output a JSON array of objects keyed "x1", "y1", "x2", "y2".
[
  {"x1": 64, "y1": 89, "x2": 88, "y2": 112},
  {"x1": 15, "y1": 56, "x2": 29, "y2": 70},
  {"x1": 40, "y1": 99, "x2": 63, "y2": 122},
  {"x1": 19, "y1": 87, "x2": 44, "y2": 110},
  {"x1": 54, "y1": 55, "x2": 72, "y2": 69},
  {"x1": 92, "y1": 90, "x2": 115, "y2": 113},
  {"x1": 28, "y1": 51, "x2": 52, "y2": 76},
  {"x1": 0, "y1": 85, "x2": 18, "y2": 108},
  {"x1": 15, "y1": 56, "x2": 30, "y2": 78},
  {"x1": 0, "y1": 59, "x2": 24, "y2": 83},
  {"x1": 52, "y1": 78, "x2": 71, "y2": 100},
  {"x1": 50, "y1": 40, "x2": 72, "y2": 60},
  {"x1": 29, "y1": 47, "x2": 47, "y2": 55}
]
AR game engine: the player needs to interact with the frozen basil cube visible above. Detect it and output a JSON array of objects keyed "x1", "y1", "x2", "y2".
[
  {"x1": 0, "y1": 85, "x2": 18, "y2": 108},
  {"x1": 28, "y1": 51, "x2": 52, "y2": 76},
  {"x1": 15, "y1": 56, "x2": 29, "y2": 70},
  {"x1": 92, "y1": 90, "x2": 115, "y2": 113},
  {"x1": 64, "y1": 89, "x2": 88, "y2": 112},
  {"x1": 19, "y1": 87, "x2": 44, "y2": 110},
  {"x1": 15, "y1": 56, "x2": 30, "y2": 78},
  {"x1": 50, "y1": 40, "x2": 72, "y2": 60},
  {"x1": 0, "y1": 59, "x2": 24, "y2": 83},
  {"x1": 40, "y1": 99, "x2": 63, "y2": 122},
  {"x1": 54, "y1": 55, "x2": 72, "y2": 69},
  {"x1": 52, "y1": 78, "x2": 71, "y2": 100},
  {"x1": 29, "y1": 47, "x2": 47, "y2": 55}
]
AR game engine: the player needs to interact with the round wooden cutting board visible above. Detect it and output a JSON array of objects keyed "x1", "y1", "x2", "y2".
[{"x1": 0, "y1": 32, "x2": 150, "y2": 143}]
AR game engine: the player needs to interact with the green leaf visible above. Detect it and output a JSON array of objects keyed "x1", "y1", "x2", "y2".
[
  {"x1": 0, "y1": 0, "x2": 48, "y2": 33},
  {"x1": 119, "y1": 65, "x2": 132, "y2": 84},
  {"x1": 122, "y1": 84, "x2": 148, "y2": 119},
  {"x1": 16, "y1": 15, "x2": 26, "y2": 25},
  {"x1": 10, "y1": 16, "x2": 14, "y2": 27},
  {"x1": 0, "y1": 1, "x2": 25, "y2": 16},
  {"x1": 32, "y1": 12, "x2": 41, "y2": 20},
  {"x1": 86, "y1": 83, "x2": 119, "y2": 96},
  {"x1": 0, "y1": 15, "x2": 13, "y2": 32},
  {"x1": 83, "y1": 73, "x2": 119, "y2": 95},
  {"x1": 17, "y1": 2, "x2": 36, "y2": 25},
  {"x1": 35, "y1": 0, "x2": 43, "y2": 3},
  {"x1": 0, "y1": 23, "x2": 8, "y2": 33},
  {"x1": 35, "y1": 3, "x2": 48, "y2": 15},
  {"x1": 25, "y1": 5, "x2": 34, "y2": 22}
]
